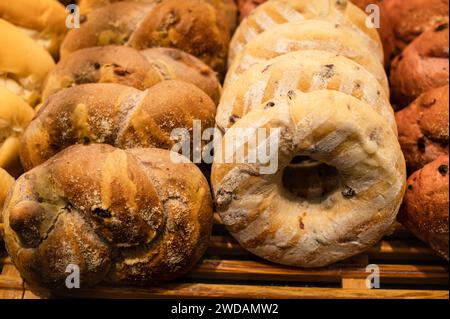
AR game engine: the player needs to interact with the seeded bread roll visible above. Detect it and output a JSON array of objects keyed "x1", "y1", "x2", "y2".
[
  {"x1": 390, "y1": 26, "x2": 449, "y2": 108},
  {"x1": 0, "y1": 19, "x2": 56, "y2": 106},
  {"x1": 396, "y1": 85, "x2": 449, "y2": 173},
  {"x1": 0, "y1": 0, "x2": 67, "y2": 57},
  {"x1": 384, "y1": 0, "x2": 449, "y2": 51},
  {"x1": 20, "y1": 81, "x2": 216, "y2": 171},
  {"x1": 43, "y1": 46, "x2": 221, "y2": 104},
  {"x1": 2, "y1": 144, "x2": 213, "y2": 289},
  {"x1": 60, "y1": 0, "x2": 231, "y2": 77},
  {"x1": 398, "y1": 156, "x2": 449, "y2": 260},
  {"x1": 0, "y1": 87, "x2": 35, "y2": 177}
]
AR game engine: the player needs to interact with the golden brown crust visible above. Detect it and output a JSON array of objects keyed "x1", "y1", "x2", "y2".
[
  {"x1": 398, "y1": 156, "x2": 449, "y2": 260},
  {"x1": 0, "y1": 0, "x2": 67, "y2": 57},
  {"x1": 20, "y1": 81, "x2": 216, "y2": 171},
  {"x1": 60, "y1": 0, "x2": 231, "y2": 77},
  {"x1": 390, "y1": 26, "x2": 449, "y2": 108},
  {"x1": 384, "y1": 0, "x2": 449, "y2": 50},
  {"x1": 396, "y1": 85, "x2": 449, "y2": 172},
  {"x1": 2, "y1": 144, "x2": 213, "y2": 289},
  {"x1": 43, "y1": 46, "x2": 221, "y2": 104}
]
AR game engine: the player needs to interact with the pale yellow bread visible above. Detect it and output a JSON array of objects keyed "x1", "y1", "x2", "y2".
[
  {"x1": 0, "y1": 0, "x2": 67, "y2": 56},
  {"x1": 0, "y1": 87, "x2": 35, "y2": 177},
  {"x1": 0, "y1": 19, "x2": 55, "y2": 106},
  {"x1": 0, "y1": 167, "x2": 14, "y2": 210},
  {"x1": 217, "y1": 50, "x2": 395, "y2": 134},
  {"x1": 224, "y1": 20, "x2": 389, "y2": 95},
  {"x1": 212, "y1": 89, "x2": 406, "y2": 267},
  {"x1": 229, "y1": 0, "x2": 383, "y2": 65}
]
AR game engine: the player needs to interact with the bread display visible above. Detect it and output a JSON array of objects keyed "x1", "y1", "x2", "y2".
[
  {"x1": 0, "y1": 168, "x2": 14, "y2": 210},
  {"x1": 0, "y1": 19, "x2": 56, "y2": 106},
  {"x1": 396, "y1": 85, "x2": 449, "y2": 172},
  {"x1": 2, "y1": 144, "x2": 213, "y2": 289},
  {"x1": 20, "y1": 81, "x2": 216, "y2": 171},
  {"x1": 217, "y1": 50, "x2": 395, "y2": 134},
  {"x1": 60, "y1": 0, "x2": 233, "y2": 77},
  {"x1": 390, "y1": 26, "x2": 449, "y2": 108},
  {"x1": 43, "y1": 46, "x2": 221, "y2": 104},
  {"x1": 225, "y1": 20, "x2": 388, "y2": 94},
  {"x1": 229, "y1": 0, "x2": 383, "y2": 66},
  {"x1": 384, "y1": 0, "x2": 449, "y2": 51},
  {"x1": 212, "y1": 90, "x2": 406, "y2": 267},
  {"x1": 0, "y1": 87, "x2": 35, "y2": 177},
  {"x1": 0, "y1": 0, "x2": 67, "y2": 57},
  {"x1": 398, "y1": 156, "x2": 449, "y2": 260}
]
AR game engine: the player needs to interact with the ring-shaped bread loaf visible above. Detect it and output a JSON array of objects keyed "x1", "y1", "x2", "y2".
[
  {"x1": 217, "y1": 50, "x2": 395, "y2": 134},
  {"x1": 229, "y1": 0, "x2": 383, "y2": 65},
  {"x1": 224, "y1": 20, "x2": 388, "y2": 95},
  {"x1": 211, "y1": 89, "x2": 406, "y2": 267}
]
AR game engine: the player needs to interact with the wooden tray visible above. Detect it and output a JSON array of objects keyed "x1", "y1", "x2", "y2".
[{"x1": 0, "y1": 215, "x2": 448, "y2": 299}]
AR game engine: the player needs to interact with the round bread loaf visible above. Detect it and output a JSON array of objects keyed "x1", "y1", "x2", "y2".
[
  {"x1": 225, "y1": 20, "x2": 388, "y2": 95},
  {"x1": 43, "y1": 46, "x2": 221, "y2": 104},
  {"x1": 0, "y1": 87, "x2": 35, "y2": 177},
  {"x1": 60, "y1": 0, "x2": 231, "y2": 77},
  {"x1": 217, "y1": 50, "x2": 395, "y2": 133},
  {"x1": 398, "y1": 155, "x2": 449, "y2": 260},
  {"x1": 0, "y1": 0, "x2": 66, "y2": 57},
  {"x1": 77, "y1": 0, "x2": 238, "y2": 34},
  {"x1": 0, "y1": 19, "x2": 55, "y2": 106},
  {"x1": 390, "y1": 26, "x2": 449, "y2": 108},
  {"x1": 383, "y1": 0, "x2": 449, "y2": 50},
  {"x1": 229, "y1": 0, "x2": 383, "y2": 66},
  {"x1": 2, "y1": 144, "x2": 213, "y2": 289},
  {"x1": 211, "y1": 89, "x2": 406, "y2": 267},
  {"x1": 396, "y1": 85, "x2": 449, "y2": 172},
  {"x1": 20, "y1": 81, "x2": 216, "y2": 171}
]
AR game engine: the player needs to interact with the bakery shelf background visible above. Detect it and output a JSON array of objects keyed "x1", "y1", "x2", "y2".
[{"x1": 0, "y1": 214, "x2": 448, "y2": 299}]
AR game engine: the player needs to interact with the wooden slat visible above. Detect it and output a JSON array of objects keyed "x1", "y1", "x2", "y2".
[
  {"x1": 186, "y1": 259, "x2": 448, "y2": 285},
  {"x1": 49, "y1": 283, "x2": 449, "y2": 299}
]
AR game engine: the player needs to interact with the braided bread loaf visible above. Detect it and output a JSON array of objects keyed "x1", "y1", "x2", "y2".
[
  {"x1": 0, "y1": 19, "x2": 55, "y2": 106},
  {"x1": 43, "y1": 46, "x2": 221, "y2": 104},
  {"x1": 0, "y1": 87, "x2": 35, "y2": 177},
  {"x1": 212, "y1": 0, "x2": 404, "y2": 267},
  {"x1": 20, "y1": 81, "x2": 216, "y2": 171},
  {"x1": 60, "y1": 0, "x2": 233, "y2": 77},
  {"x1": 2, "y1": 144, "x2": 213, "y2": 289}
]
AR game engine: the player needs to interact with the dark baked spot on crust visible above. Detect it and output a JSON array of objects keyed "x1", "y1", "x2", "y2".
[
  {"x1": 299, "y1": 217, "x2": 305, "y2": 230},
  {"x1": 287, "y1": 90, "x2": 296, "y2": 100},
  {"x1": 342, "y1": 185, "x2": 356, "y2": 198},
  {"x1": 93, "y1": 208, "x2": 112, "y2": 219},
  {"x1": 82, "y1": 136, "x2": 91, "y2": 145},
  {"x1": 417, "y1": 137, "x2": 426, "y2": 153},
  {"x1": 408, "y1": 184, "x2": 413, "y2": 191},
  {"x1": 265, "y1": 101, "x2": 275, "y2": 109},
  {"x1": 229, "y1": 114, "x2": 240, "y2": 124},
  {"x1": 93, "y1": 62, "x2": 101, "y2": 70},
  {"x1": 438, "y1": 164, "x2": 448, "y2": 176},
  {"x1": 435, "y1": 23, "x2": 449, "y2": 32}
]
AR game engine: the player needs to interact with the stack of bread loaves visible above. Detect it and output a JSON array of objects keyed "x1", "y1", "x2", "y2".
[
  {"x1": 0, "y1": 0, "x2": 242, "y2": 291},
  {"x1": 212, "y1": 0, "x2": 406, "y2": 267},
  {"x1": 387, "y1": 0, "x2": 449, "y2": 260}
]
